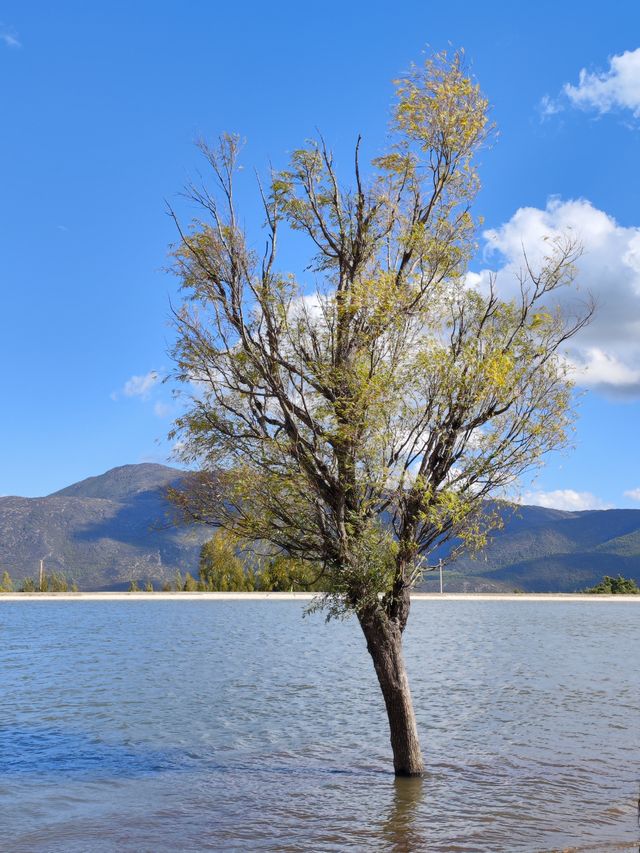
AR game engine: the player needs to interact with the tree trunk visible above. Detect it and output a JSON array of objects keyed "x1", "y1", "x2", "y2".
[{"x1": 359, "y1": 608, "x2": 424, "y2": 777}]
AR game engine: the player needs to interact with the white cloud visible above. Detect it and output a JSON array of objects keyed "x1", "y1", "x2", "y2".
[
  {"x1": 539, "y1": 94, "x2": 563, "y2": 118},
  {"x1": 569, "y1": 348, "x2": 640, "y2": 392},
  {"x1": 111, "y1": 371, "x2": 160, "y2": 402},
  {"x1": 541, "y1": 49, "x2": 640, "y2": 120},
  {"x1": 286, "y1": 291, "x2": 327, "y2": 324},
  {"x1": 475, "y1": 197, "x2": 640, "y2": 399},
  {"x1": 112, "y1": 370, "x2": 177, "y2": 417},
  {"x1": 464, "y1": 271, "x2": 483, "y2": 288},
  {"x1": 0, "y1": 26, "x2": 21, "y2": 48},
  {"x1": 623, "y1": 487, "x2": 640, "y2": 502},
  {"x1": 123, "y1": 371, "x2": 159, "y2": 399},
  {"x1": 171, "y1": 439, "x2": 187, "y2": 458},
  {"x1": 564, "y1": 48, "x2": 640, "y2": 116},
  {"x1": 521, "y1": 489, "x2": 612, "y2": 512}
]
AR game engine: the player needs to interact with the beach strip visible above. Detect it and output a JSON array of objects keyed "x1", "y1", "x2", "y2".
[{"x1": 1, "y1": 592, "x2": 639, "y2": 602}]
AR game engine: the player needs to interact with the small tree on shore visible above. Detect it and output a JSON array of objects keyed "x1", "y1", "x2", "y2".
[
  {"x1": 586, "y1": 575, "x2": 639, "y2": 594},
  {"x1": 199, "y1": 530, "x2": 253, "y2": 590},
  {"x1": 168, "y1": 52, "x2": 591, "y2": 776},
  {"x1": 48, "y1": 572, "x2": 69, "y2": 592},
  {"x1": 257, "y1": 556, "x2": 327, "y2": 592},
  {"x1": 183, "y1": 571, "x2": 198, "y2": 591},
  {"x1": 0, "y1": 570, "x2": 13, "y2": 592}
]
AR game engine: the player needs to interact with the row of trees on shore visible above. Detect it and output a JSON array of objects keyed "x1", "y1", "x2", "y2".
[
  {"x1": 585, "y1": 575, "x2": 639, "y2": 594},
  {"x1": 0, "y1": 531, "x2": 330, "y2": 594},
  {"x1": 0, "y1": 569, "x2": 79, "y2": 593},
  {"x1": 132, "y1": 530, "x2": 329, "y2": 591},
  {"x1": 2, "y1": 561, "x2": 638, "y2": 594}
]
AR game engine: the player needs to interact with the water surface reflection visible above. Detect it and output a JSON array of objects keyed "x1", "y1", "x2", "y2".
[{"x1": 381, "y1": 777, "x2": 427, "y2": 852}]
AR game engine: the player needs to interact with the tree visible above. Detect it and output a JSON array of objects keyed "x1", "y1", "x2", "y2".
[
  {"x1": 257, "y1": 555, "x2": 328, "y2": 592},
  {"x1": 48, "y1": 572, "x2": 69, "y2": 592},
  {"x1": 199, "y1": 530, "x2": 253, "y2": 590},
  {"x1": 586, "y1": 575, "x2": 639, "y2": 594},
  {"x1": 0, "y1": 570, "x2": 13, "y2": 592},
  {"x1": 168, "y1": 52, "x2": 591, "y2": 776},
  {"x1": 183, "y1": 571, "x2": 198, "y2": 591}
]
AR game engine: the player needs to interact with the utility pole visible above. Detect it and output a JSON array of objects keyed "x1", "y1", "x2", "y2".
[
  {"x1": 421, "y1": 559, "x2": 445, "y2": 593},
  {"x1": 39, "y1": 559, "x2": 44, "y2": 592}
]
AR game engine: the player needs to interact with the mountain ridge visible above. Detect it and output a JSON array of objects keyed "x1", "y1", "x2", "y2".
[
  {"x1": 1, "y1": 464, "x2": 639, "y2": 591},
  {"x1": 0, "y1": 464, "x2": 209, "y2": 590},
  {"x1": 50, "y1": 463, "x2": 182, "y2": 500}
]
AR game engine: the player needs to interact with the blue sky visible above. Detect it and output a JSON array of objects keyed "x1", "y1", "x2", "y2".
[{"x1": 1, "y1": 1, "x2": 639, "y2": 509}]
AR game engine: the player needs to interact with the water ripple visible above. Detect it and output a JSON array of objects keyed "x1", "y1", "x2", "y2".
[{"x1": 1, "y1": 599, "x2": 638, "y2": 852}]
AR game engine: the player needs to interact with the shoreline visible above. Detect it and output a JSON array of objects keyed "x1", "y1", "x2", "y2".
[{"x1": 1, "y1": 591, "x2": 639, "y2": 602}]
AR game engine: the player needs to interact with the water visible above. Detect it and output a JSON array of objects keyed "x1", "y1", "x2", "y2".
[{"x1": 1, "y1": 600, "x2": 638, "y2": 852}]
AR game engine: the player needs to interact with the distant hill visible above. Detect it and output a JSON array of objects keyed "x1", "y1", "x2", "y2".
[
  {"x1": 0, "y1": 464, "x2": 211, "y2": 590},
  {"x1": 51, "y1": 463, "x2": 181, "y2": 502},
  {"x1": 419, "y1": 504, "x2": 640, "y2": 592},
  {"x1": 1, "y1": 464, "x2": 639, "y2": 591}
]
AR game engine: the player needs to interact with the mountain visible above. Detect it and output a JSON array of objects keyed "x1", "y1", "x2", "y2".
[
  {"x1": 418, "y1": 504, "x2": 640, "y2": 592},
  {"x1": 51, "y1": 463, "x2": 181, "y2": 501},
  {"x1": 1, "y1": 464, "x2": 639, "y2": 591},
  {"x1": 0, "y1": 464, "x2": 211, "y2": 590}
]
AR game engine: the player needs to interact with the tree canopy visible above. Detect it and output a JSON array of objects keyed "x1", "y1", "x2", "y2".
[{"x1": 169, "y1": 52, "x2": 589, "y2": 613}]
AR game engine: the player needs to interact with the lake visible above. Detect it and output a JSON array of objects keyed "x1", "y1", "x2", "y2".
[{"x1": 1, "y1": 600, "x2": 638, "y2": 852}]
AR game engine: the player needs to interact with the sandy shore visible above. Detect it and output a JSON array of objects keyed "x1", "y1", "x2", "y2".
[{"x1": 1, "y1": 591, "x2": 638, "y2": 602}]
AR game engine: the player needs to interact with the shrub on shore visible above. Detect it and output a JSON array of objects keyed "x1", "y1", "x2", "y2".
[
  {"x1": 198, "y1": 532, "x2": 253, "y2": 591},
  {"x1": 48, "y1": 572, "x2": 69, "y2": 592},
  {"x1": 585, "y1": 575, "x2": 640, "y2": 594},
  {"x1": 183, "y1": 572, "x2": 198, "y2": 591}
]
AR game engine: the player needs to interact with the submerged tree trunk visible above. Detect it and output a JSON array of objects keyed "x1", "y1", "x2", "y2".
[{"x1": 358, "y1": 605, "x2": 424, "y2": 777}]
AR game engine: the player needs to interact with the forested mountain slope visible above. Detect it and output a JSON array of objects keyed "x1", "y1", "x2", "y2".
[{"x1": 1, "y1": 464, "x2": 638, "y2": 591}]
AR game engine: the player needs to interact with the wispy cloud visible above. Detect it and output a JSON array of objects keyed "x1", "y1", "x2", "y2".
[
  {"x1": 111, "y1": 370, "x2": 175, "y2": 419},
  {"x1": 539, "y1": 94, "x2": 563, "y2": 118},
  {"x1": 541, "y1": 48, "x2": 640, "y2": 120},
  {"x1": 111, "y1": 370, "x2": 160, "y2": 402},
  {"x1": 520, "y1": 489, "x2": 612, "y2": 512},
  {"x1": 123, "y1": 371, "x2": 160, "y2": 400},
  {"x1": 0, "y1": 25, "x2": 21, "y2": 49},
  {"x1": 623, "y1": 487, "x2": 640, "y2": 502}
]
